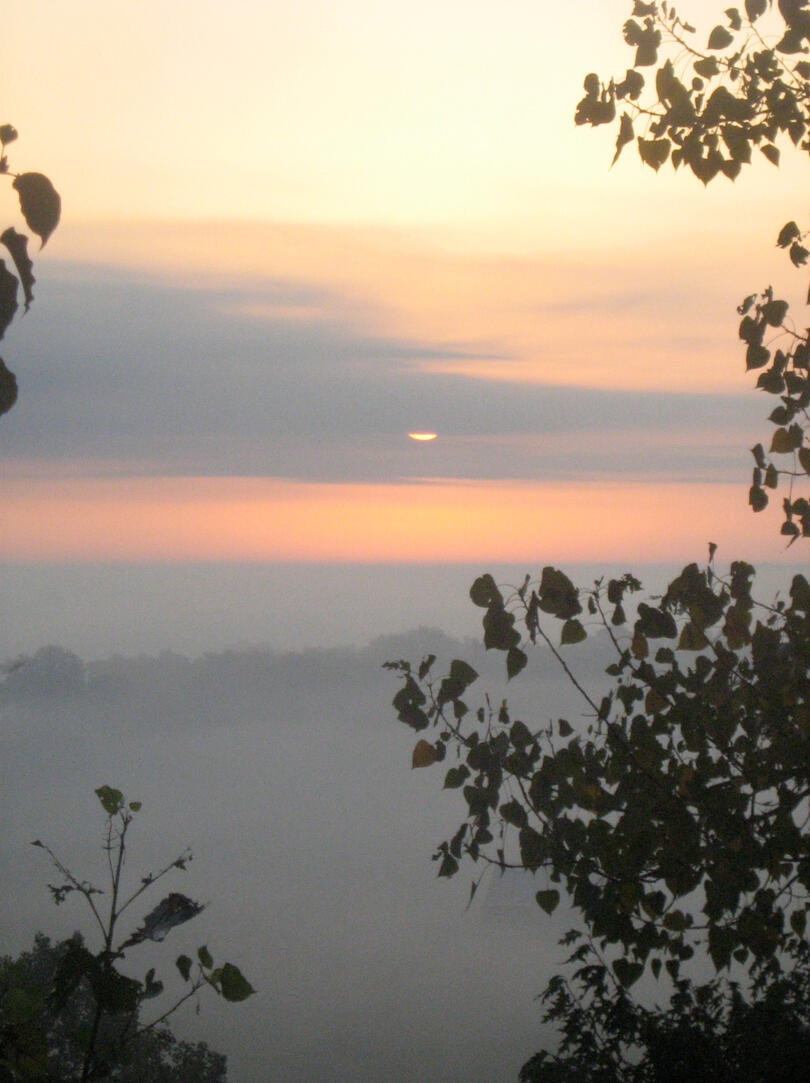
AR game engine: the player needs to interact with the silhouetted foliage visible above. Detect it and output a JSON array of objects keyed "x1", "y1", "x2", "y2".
[
  {"x1": 0, "y1": 934, "x2": 227, "y2": 1082},
  {"x1": 576, "y1": 0, "x2": 810, "y2": 538},
  {"x1": 0, "y1": 124, "x2": 60, "y2": 418},
  {"x1": 6, "y1": 787, "x2": 253, "y2": 1082}
]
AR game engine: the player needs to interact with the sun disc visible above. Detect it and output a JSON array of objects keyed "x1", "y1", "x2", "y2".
[{"x1": 408, "y1": 432, "x2": 437, "y2": 442}]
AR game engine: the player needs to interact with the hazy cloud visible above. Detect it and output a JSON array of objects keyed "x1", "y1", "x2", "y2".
[{"x1": 1, "y1": 263, "x2": 762, "y2": 483}]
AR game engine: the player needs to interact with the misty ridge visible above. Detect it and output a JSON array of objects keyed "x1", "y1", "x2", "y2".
[{"x1": 0, "y1": 626, "x2": 617, "y2": 737}]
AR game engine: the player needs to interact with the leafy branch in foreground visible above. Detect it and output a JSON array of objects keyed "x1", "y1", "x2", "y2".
[
  {"x1": 0, "y1": 122, "x2": 60, "y2": 418},
  {"x1": 390, "y1": 558, "x2": 810, "y2": 983},
  {"x1": 576, "y1": 0, "x2": 810, "y2": 538},
  {"x1": 12, "y1": 786, "x2": 253, "y2": 1082},
  {"x1": 0, "y1": 934, "x2": 228, "y2": 1082},
  {"x1": 388, "y1": 555, "x2": 810, "y2": 1076}
]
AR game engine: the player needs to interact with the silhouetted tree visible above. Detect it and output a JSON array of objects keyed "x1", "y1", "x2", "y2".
[{"x1": 0, "y1": 934, "x2": 227, "y2": 1082}]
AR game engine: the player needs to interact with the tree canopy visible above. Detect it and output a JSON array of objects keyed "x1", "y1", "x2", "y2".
[
  {"x1": 0, "y1": 934, "x2": 227, "y2": 1083},
  {"x1": 2, "y1": 787, "x2": 252, "y2": 1082}
]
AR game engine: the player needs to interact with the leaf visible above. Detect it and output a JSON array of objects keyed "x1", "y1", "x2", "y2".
[
  {"x1": 95, "y1": 786, "x2": 124, "y2": 816},
  {"x1": 176, "y1": 954, "x2": 192, "y2": 981},
  {"x1": 638, "y1": 137, "x2": 671, "y2": 171},
  {"x1": 506, "y1": 646, "x2": 527, "y2": 680},
  {"x1": 470, "y1": 573, "x2": 499, "y2": 607},
  {"x1": 538, "y1": 566, "x2": 581, "y2": 619},
  {"x1": 12, "y1": 172, "x2": 61, "y2": 247},
  {"x1": 417, "y1": 654, "x2": 436, "y2": 680},
  {"x1": 791, "y1": 909, "x2": 807, "y2": 936},
  {"x1": 762, "y1": 299, "x2": 788, "y2": 326},
  {"x1": 536, "y1": 889, "x2": 560, "y2": 915},
  {"x1": 558, "y1": 719, "x2": 573, "y2": 737},
  {"x1": 613, "y1": 958, "x2": 644, "y2": 987},
  {"x1": 443, "y1": 765, "x2": 470, "y2": 789},
  {"x1": 500, "y1": 798, "x2": 528, "y2": 829},
  {"x1": 128, "y1": 800, "x2": 142, "y2": 812},
  {"x1": 0, "y1": 124, "x2": 18, "y2": 146},
  {"x1": 799, "y1": 447, "x2": 810, "y2": 474},
  {"x1": 198, "y1": 945, "x2": 214, "y2": 969},
  {"x1": 142, "y1": 968, "x2": 164, "y2": 1000},
  {"x1": 0, "y1": 358, "x2": 17, "y2": 418},
  {"x1": 760, "y1": 144, "x2": 780, "y2": 166},
  {"x1": 744, "y1": 0, "x2": 767, "y2": 21},
  {"x1": 0, "y1": 260, "x2": 19, "y2": 341},
  {"x1": 678, "y1": 622, "x2": 708, "y2": 650},
  {"x1": 707, "y1": 25, "x2": 735, "y2": 49},
  {"x1": 612, "y1": 113, "x2": 634, "y2": 166},
  {"x1": 412, "y1": 739, "x2": 439, "y2": 768},
  {"x1": 121, "y1": 895, "x2": 205, "y2": 949},
  {"x1": 777, "y1": 221, "x2": 801, "y2": 248},
  {"x1": 0, "y1": 228, "x2": 34, "y2": 309},
  {"x1": 219, "y1": 962, "x2": 255, "y2": 1002},
  {"x1": 746, "y1": 343, "x2": 770, "y2": 370},
  {"x1": 438, "y1": 852, "x2": 458, "y2": 877},
  {"x1": 749, "y1": 484, "x2": 768, "y2": 512},
  {"x1": 771, "y1": 428, "x2": 797, "y2": 454},
  {"x1": 561, "y1": 618, "x2": 586, "y2": 645},
  {"x1": 694, "y1": 56, "x2": 720, "y2": 78},
  {"x1": 725, "y1": 7, "x2": 742, "y2": 31}
]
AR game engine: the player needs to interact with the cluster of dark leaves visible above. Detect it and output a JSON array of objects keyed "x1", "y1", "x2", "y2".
[
  {"x1": 0, "y1": 122, "x2": 60, "y2": 418},
  {"x1": 520, "y1": 941, "x2": 810, "y2": 1081},
  {"x1": 574, "y1": 1, "x2": 810, "y2": 536},
  {"x1": 0, "y1": 934, "x2": 228, "y2": 1082},
  {"x1": 388, "y1": 558, "x2": 810, "y2": 1075},
  {"x1": 742, "y1": 239, "x2": 810, "y2": 538},
  {"x1": 389, "y1": 559, "x2": 810, "y2": 980},
  {"x1": 575, "y1": 0, "x2": 810, "y2": 184},
  {"x1": 14, "y1": 789, "x2": 254, "y2": 1081}
]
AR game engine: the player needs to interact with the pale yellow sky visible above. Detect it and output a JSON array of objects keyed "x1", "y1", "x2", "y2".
[
  {"x1": 2, "y1": 0, "x2": 807, "y2": 563},
  {"x1": 4, "y1": 0, "x2": 806, "y2": 235}
]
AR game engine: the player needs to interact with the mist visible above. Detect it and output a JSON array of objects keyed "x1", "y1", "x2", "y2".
[{"x1": 0, "y1": 624, "x2": 619, "y2": 1081}]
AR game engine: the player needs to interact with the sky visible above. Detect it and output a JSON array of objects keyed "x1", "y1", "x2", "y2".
[{"x1": 2, "y1": 0, "x2": 809, "y2": 585}]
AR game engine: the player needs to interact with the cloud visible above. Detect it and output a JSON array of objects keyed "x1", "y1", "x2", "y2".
[{"x1": 0, "y1": 261, "x2": 764, "y2": 483}]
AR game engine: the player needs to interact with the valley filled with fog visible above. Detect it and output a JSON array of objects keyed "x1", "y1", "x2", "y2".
[{"x1": 1, "y1": 626, "x2": 617, "y2": 1081}]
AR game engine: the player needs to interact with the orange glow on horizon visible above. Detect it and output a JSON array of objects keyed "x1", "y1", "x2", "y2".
[{"x1": 0, "y1": 476, "x2": 789, "y2": 566}]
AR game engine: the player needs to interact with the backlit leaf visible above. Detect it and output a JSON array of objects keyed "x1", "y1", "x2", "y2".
[
  {"x1": 95, "y1": 786, "x2": 124, "y2": 816},
  {"x1": 612, "y1": 113, "x2": 634, "y2": 166},
  {"x1": 412, "y1": 739, "x2": 439, "y2": 768},
  {"x1": 536, "y1": 889, "x2": 560, "y2": 915},
  {"x1": 0, "y1": 228, "x2": 34, "y2": 309},
  {"x1": 638, "y1": 137, "x2": 671, "y2": 170},
  {"x1": 707, "y1": 25, "x2": 734, "y2": 49},
  {"x1": 12, "y1": 172, "x2": 60, "y2": 247},
  {"x1": 0, "y1": 359, "x2": 17, "y2": 418},
  {"x1": 219, "y1": 962, "x2": 255, "y2": 1002},
  {"x1": 561, "y1": 618, "x2": 586, "y2": 645},
  {"x1": 613, "y1": 958, "x2": 644, "y2": 987},
  {"x1": 760, "y1": 144, "x2": 780, "y2": 166}
]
